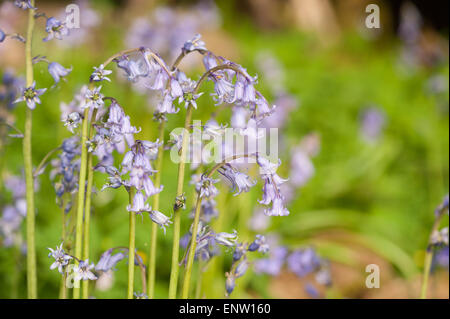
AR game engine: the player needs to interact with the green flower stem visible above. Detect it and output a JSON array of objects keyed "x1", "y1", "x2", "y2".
[
  {"x1": 81, "y1": 109, "x2": 98, "y2": 299},
  {"x1": 24, "y1": 0, "x2": 37, "y2": 299},
  {"x1": 168, "y1": 105, "x2": 193, "y2": 299},
  {"x1": 181, "y1": 195, "x2": 203, "y2": 299},
  {"x1": 147, "y1": 121, "x2": 166, "y2": 299},
  {"x1": 181, "y1": 154, "x2": 251, "y2": 298},
  {"x1": 72, "y1": 107, "x2": 90, "y2": 299},
  {"x1": 420, "y1": 214, "x2": 444, "y2": 298},
  {"x1": 195, "y1": 262, "x2": 204, "y2": 299},
  {"x1": 127, "y1": 188, "x2": 137, "y2": 299}
]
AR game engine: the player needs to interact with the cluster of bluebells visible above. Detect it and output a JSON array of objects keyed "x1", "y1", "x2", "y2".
[
  {"x1": 48, "y1": 243, "x2": 144, "y2": 286},
  {"x1": 0, "y1": 175, "x2": 27, "y2": 248},
  {"x1": 225, "y1": 234, "x2": 269, "y2": 296},
  {"x1": 49, "y1": 137, "x2": 81, "y2": 214},
  {"x1": 253, "y1": 236, "x2": 331, "y2": 298}
]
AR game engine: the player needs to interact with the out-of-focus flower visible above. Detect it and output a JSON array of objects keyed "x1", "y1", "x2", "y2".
[
  {"x1": 43, "y1": 17, "x2": 69, "y2": 42},
  {"x1": 287, "y1": 248, "x2": 320, "y2": 278},
  {"x1": 360, "y1": 107, "x2": 386, "y2": 142},
  {"x1": 14, "y1": 0, "x2": 36, "y2": 10},
  {"x1": 48, "y1": 62, "x2": 72, "y2": 86},
  {"x1": 254, "y1": 246, "x2": 288, "y2": 276},
  {"x1": 95, "y1": 248, "x2": 126, "y2": 272}
]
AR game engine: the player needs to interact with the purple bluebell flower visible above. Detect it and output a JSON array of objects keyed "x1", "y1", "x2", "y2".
[
  {"x1": 90, "y1": 64, "x2": 113, "y2": 82},
  {"x1": 219, "y1": 164, "x2": 255, "y2": 196},
  {"x1": 233, "y1": 243, "x2": 246, "y2": 262},
  {"x1": 182, "y1": 34, "x2": 207, "y2": 53},
  {"x1": 95, "y1": 248, "x2": 126, "y2": 272},
  {"x1": 177, "y1": 72, "x2": 203, "y2": 109},
  {"x1": 254, "y1": 246, "x2": 288, "y2": 276},
  {"x1": 430, "y1": 227, "x2": 449, "y2": 246},
  {"x1": 48, "y1": 62, "x2": 72, "y2": 86},
  {"x1": 435, "y1": 194, "x2": 449, "y2": 217},
  {"x1": 0, "y1": 29, "x2": 5, "y2": 42},
  {"x1": 214, "y1": 230, "x2": 238, "y2": 247},
  {"x1": 225, "y1": 272, "x2": 236, "y2": 295},
  {"x1": 101, "y1": 165, "x2": 124, "y2": 191},
  {"x1": 84, "y1": 86, "x2": 104, "y2": 109},
  {"x1": 287, "y1": 248, "x2": 320, "y2": 278},
  {"x1": 48, "y1": 243, "x2": 72, "y2": 274},
  {"x1": 62, "y1": 112, "x2": 82, "y2": 133},
  {"x1": 233, "y1": 259, "x2": 249, "y2": 278},
  {"x1": 248, "y1": 235, "x2": 269, "y2": 254},
  {"x1": 74, "y1": 259, "x2": 97, "y2": 281},
  {"x1": 156, "y1": 92, "x2": 179, "y2": 114},
  {"x1": 196, "y1": 175, "x2": 219, "y2": 198},
  {"x1": 14, "y1": 81, "x2": 46, "y2": 110},
  {"x1": 435, "y1": 247, "x2": 449, "y2": 269},
  {"x1": 290, "y1": 147, "x2": 315, "y2": 188},
  {"x1": 14, "y1": 0, "x2": 36, "y2": 10},
  {"x1": 0, "y1": 205, "x2": 24, "y2": 247},
  {"x1": 43, "y1": 17, "x2": 69, "y2": 42},
  {"x1": 200, "y1": 198, "x2": 218, "y2": 223},
  {"x1": 149, "y1": 210, "x2": 172, "y2": 234},
  {"x1": 127, "y1": 191, "x2": 151, "y2": 214}
]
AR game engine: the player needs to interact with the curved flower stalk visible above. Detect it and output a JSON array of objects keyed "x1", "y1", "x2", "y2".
[{"x1": 420, "y1": 195, "x2": 449, "y2": 298}]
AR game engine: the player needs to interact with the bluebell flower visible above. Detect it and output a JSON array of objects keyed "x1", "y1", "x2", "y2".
[
  {"x1": 62, "y1": 112, "x2": 82, "y2": 133},
  {"x1": 182, "y1": 34, "x2": 207, "y2": 53},
  {"x1": 248, "y1": 235, "x2": 269, "y2": 253},
  {"x1": 84, "y1": 86, "x2": 104, "y2": 109},
  {"x1": 360, "y1": 107, "x2": 386, "y2": 142},
  {"x1": 195, "y1": 175, "x2": 219, "y2": 198},
  {"x1": 233, "y1": 243, "x2": 246, "y2": 262},
  {"x1": 0, "y1": 29, "x2": 6, "y2": 43},
  {"x1": 287, "y1": 248, "x2": 320, "y2": 278},
  {"x1": 219, "y1": 164, "x2": 255, "y2": 196},
  {"x1": 225, "y1": 272, "x2": 236, "y2": 295},
  {"x1": 90, "y1": 64, "x2": 113, "y2": 82},
  {"x1": 233, "y1": 259, "x2": 249, "y2": 278},
  {"x1": 43, "y1": 17, "x2": 69, "y2": 42},
  {"x1": 14, "y1": 0, "x2": 36, "y2": 10},
  {"x1": 48, "y1": 243, "x2": 72, "y2": 274},
  {"x1": 74, "y1": 259, "x2": 97, "y2": 281},
  {"x1": 254, "y1": 246, "x2": 288, "y2": 276},
  {"x1": 214, "y1": 230, "x2": 238, "y2": 247},
  {"x1": 114, "y1": 54, "x2": 149, "y2": 82},
  {"x1": 127, "y1": 191, "x2": 151, "y2": 214},
  {"x1": 95, "y1": 248, "x2": 126, "y2": 272},
  {"x1": 48, "y1": 62, "x2": 72, "y2": 86},
  {"x1": 156, "y1": 92, "x2": 179, "y2": 114},
  {"x1": 435, "y1": 194, "x2": 449, "y2": 217},
  {"x1": 14, "y1": 81, "x2": 47, "y2": 110},
  {"x1": 149, "y1": 210, "x2": 172, "y2": 234}
]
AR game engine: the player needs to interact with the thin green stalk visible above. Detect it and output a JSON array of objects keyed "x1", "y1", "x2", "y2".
[
  {"x1": 181, "y1": 196, "x2": 202, "y2": 299},
  {"x1": 24, "y1": 0, "x2": 37, "y2": 299},
  {"x1": 72, "y1": 107, "x2": 90, "y2": 299},
  {"x1": 420, "y1": 214, "x2": 444, "y2": 298},
  {"x1": 81, "y1": 108, "x2": 97, "y2": 299},
  {"x1": 81, "y1": 153, "x2": 93, "y2": 299},
  {"x1": 182, "y1": 154, "x2": 251, "y2": 298},
  {"x1": 147, "y1": 121, "x2": 166, "y2": 298},
  {"x1": 168, "y1": 105, "x2": 194, "y2": 299},
  {"x1": 127, "y1": 188, "x2": 137, "y2": 299}
]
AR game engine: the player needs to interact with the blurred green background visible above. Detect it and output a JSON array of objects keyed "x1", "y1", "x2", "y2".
[{"x1": 0, "y1": 0, "x2": 448, "y2": 299}]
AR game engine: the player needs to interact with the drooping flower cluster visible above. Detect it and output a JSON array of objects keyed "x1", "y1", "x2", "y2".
[
  {"x1": 225, "y1": 234, "x2": 269, "y2": 296},
  {"x1": 50, "y1": 136, "x2": 81, "y2": 213}
]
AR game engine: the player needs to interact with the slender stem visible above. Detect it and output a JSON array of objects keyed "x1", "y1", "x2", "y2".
[
  {"x1": 72, "y1": 108, "x2": 90, "y2": 299},
  {"x1": 81, "y1": 153, "x2": 93, "y2": 299},
  {"x1": 135, "y1": 252, "x2": 147, "y2": 295},
  {"x1": 81, "y1": 108, "x2": 97, "y2": 299},
  {"x1": 24, "y1": 0, "x2": 37, "y2": 299},
  {"x1": 33, "y1": 146, "x2": 60, "y2": 177},
  {"x1": 181, "y1": 154, "x2": 253, "y2": 298},
  {"x1": 147, "y1": 121, "x2": 166, "y2": 298},
  {"x1": 420, "y1": 214, "x2": 443, "y2": 298},
  {"x1": 127, "y1": 188, "x2": 137, "y2": 299},
  {"x1": 168, "y1": 105, "x2": 194, "y2": 299},
  {"x1": 181, "y1": 195, "x2": 203, "y2": 298},
  {"x1": 194, "y1": 64, "x2": 246, "y2": 94}
]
